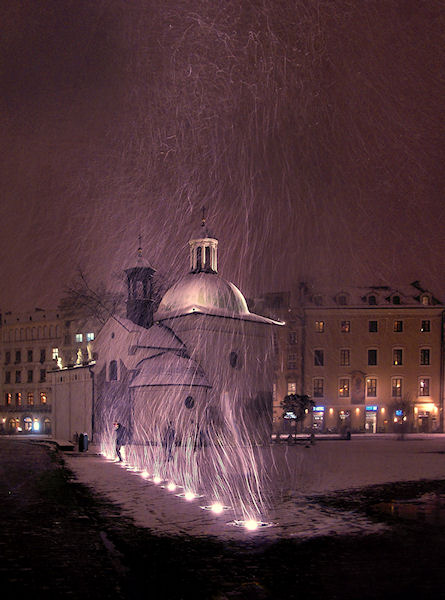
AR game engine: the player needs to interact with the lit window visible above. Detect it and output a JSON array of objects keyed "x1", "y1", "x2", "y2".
[
  {"x1": 313, "y1": 378, "x2": 324, "y2": 398},
  {"x1": 75, "y1": 333, "x2": 83, "y2": 343},
  {"x1": 315, "y1": 321, "x2": 325, "y2": 333},
  {"x1": 340, "y1": 349, "x2": 350, "y2": 366},
  {"x1": 420, "y1": 348, "x2": 430, "y2": 365},
  {"x1": 392, "y1": 378, "x2": 402, "y2": 397},
  {"x1": 393, "y1": 349, "x2": 403, "y2": 366},
  {"x1": 393, "y1": 320, "x2": 403, "y2": 332},
  {"x1": 52, "y1": 348, "x2": 59, "y2": 360},
  {"x1": 287, "y1": 353, "x2": 297, "y2": 370},
  {"x1": 40, "y1": 369, "x2": 46, "y2": 382},
  {"x1": 341, "y1": 321, "x2": 350, "y2": 333},
  {"x1": 368, "y1": 349, "x2": 377, "y2": 366},
  {"x1": 366, "y1": 378, "x2": 377, "y2": 397},
  {"x1": 15, "y1": 392, "x2": 22, "y2": 406},
  {"x1": 419, "y1": 378, "x2": 430, "y2": 396},
  {"x1": 314, "y1": 350, "x2": 324, "y2": 366},
  {"x1": 369, "y1": 320, "x2": 378, "y2": 333},
  {"x1": 287, "y1": 381, "x2": 297, "y2": 395},
  {"x1": 421, "y1": 295, "x2": 430, "y2": 306},
  {"x1": 27, "y1": 392, "x2": 34, "y2": 405},
  {"x1": 339, "y1": 379, "x2": 350, "y2": 397},
  {"x1": 5, "y1": 392, "x2": 12, "y2": 405},
  {"x1": 40, "y1": 392, "x2": 47, "y2": 404},
  {"x1": 420, "y1": 320, "x2": 430, "y2": 332},
  {"x1": 86, "y1": 332, "x2": 95, "y2": 342}
]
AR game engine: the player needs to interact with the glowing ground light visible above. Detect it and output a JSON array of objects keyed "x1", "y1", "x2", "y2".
[
  {"x1": 141, "y1": 470, "x2": 149, "y2": 479},
  {"x1": 152, "y1": 476, "x2": 162, "y2": 484},
  {"x1": 184, "y1": 491, "x2": 195, "y2": 501},
  {"x1": 211, "y1": 502, "x2": 224, "y2": 514},
  {"x1": 231, "y1": 520, "x2": 273, "y2": 530},
  {"x1": 167, "y1": 482, "x2": 177, "y2": 492}
]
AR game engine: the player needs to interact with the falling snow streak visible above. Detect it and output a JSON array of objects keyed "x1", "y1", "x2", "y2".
[{"x1": 0, "y1": 1, "x2": 444, "y2": 313}]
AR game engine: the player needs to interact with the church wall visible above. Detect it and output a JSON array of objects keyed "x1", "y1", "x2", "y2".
[{"x1": 51, "y1": 366, "x2": 93, "y2": 441}]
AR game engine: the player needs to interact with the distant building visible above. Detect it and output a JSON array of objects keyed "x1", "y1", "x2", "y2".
[
  {"x1": 0, "y1": 308, "x2": 100, "y2": 436},
  {"x1": 255, "y1": 282, "x2": 445, "y2": 434}
]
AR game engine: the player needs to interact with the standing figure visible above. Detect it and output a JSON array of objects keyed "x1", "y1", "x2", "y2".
[
  {"x1": 163, "y1": 421, "x2": 175, "y2": 461},
  {"x1": 114, "y1": 422, "x2": 127, "y2": 462}
]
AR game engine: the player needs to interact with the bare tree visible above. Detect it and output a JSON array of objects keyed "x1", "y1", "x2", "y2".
[{"x1": 281, "y1": 394, "x2": 314, "y2": 443}]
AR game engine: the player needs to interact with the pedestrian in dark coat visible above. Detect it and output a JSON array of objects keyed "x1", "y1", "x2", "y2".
[{"x1": 114, "y1": 422, "x2": 127, "y2": 462}]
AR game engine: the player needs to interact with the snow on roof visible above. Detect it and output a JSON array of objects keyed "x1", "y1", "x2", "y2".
[
  {"x1": 155, "y1": 272, "x2": 283, "y2": 325},
  {"x1": 130, "y1": 352, "x2": 211, "y2": 388}
]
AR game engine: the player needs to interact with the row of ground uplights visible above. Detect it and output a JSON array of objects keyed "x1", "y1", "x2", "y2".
[{"x1": 105, "y1": 454, "x2": 268, "y2": 531}]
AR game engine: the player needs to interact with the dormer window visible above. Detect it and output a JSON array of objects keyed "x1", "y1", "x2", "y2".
[
  {"x1": 368, "y1": 295, "x2": 377, "y2": 305},
  {"x1": 392, "y1": 295, "x2": 401, "y2": 305},
  {"x1": 337, "y1": 294, "x2": 348, "y2": 306},
  {"x1": 421, "y1": 294, "x2": 431, "y2": 306},
  {"x1": 313, "y1": 295, "x2": 323, "y2": 306}
]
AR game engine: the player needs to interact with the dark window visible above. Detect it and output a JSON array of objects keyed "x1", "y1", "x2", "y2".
[
  {"x1": 27, "y1": 350, "x2": 33, "y2": 362},
  {"x1": 196, "y1": 246, "x2": 202, "y2": 270},
  {"x1": 421, "y1": 320, "x2": 430, "y2": 332},
  {"x1": 184, "y1": 396, "x2": 195, "y2": 409},
  {"x1": 4, "y1": 351, "x2": 10, "y2": 365},
  {"x1": 337, "y1": 295, "x2": 347, "y2": 305},
  {"x1": 15, "y1": 350, "x2": 21, "y2": 364},
  {"x1": 392, "y1": 295, "x2": 401, "y2": 304},
  {"x1": 368, "y1": 295, "x2": 377, "y2": 305},
  {"x1": 369, "y1": 321, "x2": 378, "y2": 333},
  {"x1": 40, "y1": 349, "x2": 46, "y2": 363},
  {"x1": 420, "y1": 349, "x2": 430, "y2": 366},
  {"x1": 205, "y1": 246, "x2": 211, "y2": 269},
  {"x1": 368, "y1": 349, "x2": 377, "y2": 366},
  {"x1": 340, "y1": 349, "x2": 350, "y2": 366},
  {"x1": 313, "y1": 378, "x2": 324, "y2": 398},
  {"x1": 15, "y1": 370, "x2": 21, "y2": 383},
  {"x1": 39, "y1": 369, "x2": 46, "y2": 382},
  {"x1": 4, "y1": 371, "x2": 11, "y2": 384},
  {"x1": 288, "y1": 331, "x2": 297, "y2": 345},
  {"x1": 27, "y1": 370, "x2": 33, "y2": 383},
  {"x1": 314, "y1": 350, "x2": 324, "y2": 366},
  {"x1": 109, "y1": 360, "x2": 118, "y2": 381},
  {"x1": 229, "y1": 352, "x2": 238, "y2": 368},
  {"x1": 287, "y1": 353, "x2": 297, "y2": 370}
]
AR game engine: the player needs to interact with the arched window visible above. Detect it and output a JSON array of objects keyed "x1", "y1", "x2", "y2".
[
  {"x1": 205, "y1": 246, "x2": 211, "y2": 270},
  {"x1": 368, "y1": 295, "x2": 377, "y2": 305},
  {"x1": 196, "y1": 246, "x2": 202, "y2": 271},
  {"x1": 109, "y1": 360, "x2": 118, "y2": 381}
]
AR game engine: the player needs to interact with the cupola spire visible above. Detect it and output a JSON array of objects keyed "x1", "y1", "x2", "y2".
[{"x1": 189, "y1": 207, "x2": 218, "y2": 274}]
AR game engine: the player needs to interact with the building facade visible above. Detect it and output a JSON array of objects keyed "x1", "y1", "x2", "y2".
[
  {"x1": 0, "y1": 308, "x2": 99, "y2": 435},
  {"x1": 256, "y1": 283, "x2": 445, "y2": 434}
]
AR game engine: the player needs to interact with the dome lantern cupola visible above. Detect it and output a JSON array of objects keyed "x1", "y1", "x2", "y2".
[{"x1": 189, "y1": 208, "x2": 218, "y2": 274}]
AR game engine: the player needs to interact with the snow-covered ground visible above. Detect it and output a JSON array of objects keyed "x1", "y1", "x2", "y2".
[{"x1": 64, "y1": 435, "x2": 445, "y2": 542}]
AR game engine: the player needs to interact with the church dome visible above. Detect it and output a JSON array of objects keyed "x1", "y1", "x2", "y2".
[{"x1": 155, "y1": 272, "x2": 250, "y2": 320}]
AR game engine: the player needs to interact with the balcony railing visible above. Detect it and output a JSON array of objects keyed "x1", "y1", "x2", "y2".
[{"x1": 2, "y1": 405, "x2": 52, "y2": 413}]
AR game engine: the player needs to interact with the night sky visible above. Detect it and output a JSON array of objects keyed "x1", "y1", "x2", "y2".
[{"x1": 1, "y1": 0, "x2": 444, "y2": 312}]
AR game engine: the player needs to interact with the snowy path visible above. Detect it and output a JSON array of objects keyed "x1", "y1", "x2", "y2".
[{"x1": 64, "y1": 435, "x2": 445, "y2": 541}]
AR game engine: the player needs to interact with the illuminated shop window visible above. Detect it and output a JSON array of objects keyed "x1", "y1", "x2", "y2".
[
  {"x1": 86, "y1": 332, "x2": 95, "y2": 342},
  {"x1": 24, "y1": 417, "x2": 32, "y2": 432},
  {"x1": 75, "y1": 333, "x2": 83, "y2": 343},
  {"x1": 40, "y1": 392, "x2": 47, "y2": 404}
]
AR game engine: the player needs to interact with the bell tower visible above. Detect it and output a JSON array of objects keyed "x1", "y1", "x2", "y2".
[
  {"x1": 189, "y1": 207, "x2": 218, "y2": 274},
  {"x1": 125, "y1": 236, "x2": 156, "y2": 328}
]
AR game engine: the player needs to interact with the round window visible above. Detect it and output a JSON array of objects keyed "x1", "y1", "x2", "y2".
[{"x1": 185, "y1": 396, "x2": 195, "y2": 409}]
